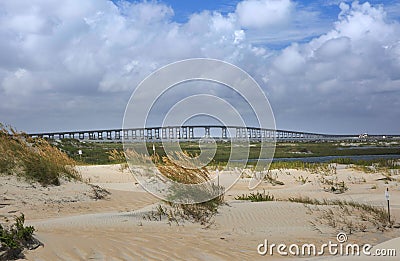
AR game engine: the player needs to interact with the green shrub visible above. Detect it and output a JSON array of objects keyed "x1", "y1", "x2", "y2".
[{"x1": 0, "y1": 214, "x2": 39, "y2": 260}]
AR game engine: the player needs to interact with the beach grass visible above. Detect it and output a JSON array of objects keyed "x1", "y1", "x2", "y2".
[
  {"x1": 0, "y1": 124, "x2": 80, "y2": 186},
  {"x1": 131, "y1": 150, "x2": 225, "y2": 225},
  {"x1": 235, "y1": 190, "x2": 275, "y2": 202},
  {"x1": 287, "y1": 196, "x2": 393, "y2": 233}
]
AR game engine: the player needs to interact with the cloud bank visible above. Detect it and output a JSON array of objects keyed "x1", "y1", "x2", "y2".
[{"x1": 0, "y1": 0, "x2": 399, "y2": 133}]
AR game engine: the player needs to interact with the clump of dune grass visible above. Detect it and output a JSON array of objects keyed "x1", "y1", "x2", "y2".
[
  {"x1": 235, "y1": 190, "x2": 275, "y2": 202},
  {"x1": 319, "y1": 176, "x2": 348, "y2": 194},
  {"x1": 0, "y1": 124, "x2": 80, "y2": 186},
  {"x1": 156, "y1": 151, "x2": 210, "y2": 185},
  {"x1": 287, "y1": 196, "x2": 393, "y2": 233},
  {"x1": 107, "y1": 149, "x2": 129, "y2": 171},
  {"x1": 144, "y1": 194, "x2": 224, "y2": 226},
  {"x1": 145, "y1": 196, "x2": 224, "y2": 226},
  {"x1": 295, "y1": 174, "x2": 309, "y2": 184},
  {"x1": 131, "y1": 150, "x2": 224, "y2": 226},
  {"x1": 288, "y1": 196, "x2": 328, "y2": 205}
]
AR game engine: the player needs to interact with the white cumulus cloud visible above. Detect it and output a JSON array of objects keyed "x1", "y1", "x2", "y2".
[
  {"x1": 264, "y1": 1, "x2": 400, "y2": 132},
  {"x1": 236, "y1": 0, "x2": 293, "y2": 28}
]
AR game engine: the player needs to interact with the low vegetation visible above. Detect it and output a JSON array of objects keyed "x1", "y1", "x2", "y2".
[
  {"x1": 264, "y1": 171, "x2": 285, "y2": 185},
  {"x1": 274, "y1": 142, "x2": 400, "y2": 159},
  {"x1": 0, "y1": 124, "x2": 80, "y2": 186},
  {"x1": 288, "y1": 196, "x2": 393, "y2": 234},
  {"x1": 49, "y1": 138, "x2": 400, "y2": 167},
  {"x1": 295, "y1": 174, "x2": 309, "y2": 184},
  {"x1": 53, "y1": 138, "x2": 123, "y2": 165},
  {"x1": 331, "y1": 157, "x2": 400, "y2": 169},
  {"x1": 0, "y1": 214, "x2": 40, "y2": 260},
  {"x1": 269, "y1": 161, "x2": 337, "y2": 174},
  {"x1": 144, "y1": 198, "x2": 224, "y2": 226},
  {"x1": 235, "y1": 190, "x2": 275, "y2": 202},
  {"x1": 319, "y1": 176, "x2": 348, "y2": 194}
]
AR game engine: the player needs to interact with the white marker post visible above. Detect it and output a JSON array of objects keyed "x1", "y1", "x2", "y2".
[
  {"x1": 152, "y1": 144, "x2": 156, "y2": 155},
  {"x1": 385, "y1": 188, "x2": 390, "y2": 224},
  {"x1": 78, "y1": 149, "x2": 82, "y2": 160}
]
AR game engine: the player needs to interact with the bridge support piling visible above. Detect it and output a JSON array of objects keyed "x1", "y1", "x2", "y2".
[
  {"x1": 235, "y1": 128, "x2": 241, "y2": 139},
  {"x1": 182, "y1": 127, "x2": 188, "y2": 139},
  {"x1": 205, "y1": 127, "x2": 210, "y2": 138},
  {"x1": 189, "y1": 127, "x2": 194, "y2": 139},
  {"x1": 115, "y1": 131, "x2": 121, "y2": 140},
  {"x1": 147, "y1": 129, "x2": 153, "y2": 140},
  {"x1": 222, "y1": 127, "x2": 227, "y2": 139}
]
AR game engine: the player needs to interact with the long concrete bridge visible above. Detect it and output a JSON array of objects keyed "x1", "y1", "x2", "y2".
[{"x1": 27, "y1": 126, "x2": 394, "y2": 142}]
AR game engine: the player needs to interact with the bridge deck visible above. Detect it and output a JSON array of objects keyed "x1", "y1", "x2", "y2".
[{"x1": 27, "y1": 126, "x2": 398, "y2": 141}]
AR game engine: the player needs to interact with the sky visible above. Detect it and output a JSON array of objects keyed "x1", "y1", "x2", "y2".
[{"x1": 0, "y1": 0, "x2": 400, "y2": 134}]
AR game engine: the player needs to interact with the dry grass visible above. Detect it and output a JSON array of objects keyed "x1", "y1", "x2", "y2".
[
  {"x1": 270, "y1": 161, "x2": 337, "y2": 175},
  {"x1": 126, "y1": 149, "x2": 225, "y2": 225},
  {"x1": 107, "y1": 149, "x2": 128, "y2": 172},
  {"x1": 319, "y1": 176, "x2": 348, "y2": 194},
  {"x1": 156, "y1": 151, "x2": 210, "y2": 185},
  {"x1": 0, "y1": 124, "x2": 80, "y2": 186},
  {"x1": 235, "y1": 190, "x2": 275, "y2": 202},
  {"x1": 288, "y1": 196, "x2": 393, "y2": 234}
]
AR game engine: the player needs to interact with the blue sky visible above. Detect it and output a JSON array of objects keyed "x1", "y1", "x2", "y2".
[
  {"x1": 0, "y1": 0, "x2": 400, "y2": 134},
  {"x1": 119, "y1": 0, "x2": 400, "y2": 47},
  {"x1": 158, "y1": 0, "x2": 241, "y2": 21}
]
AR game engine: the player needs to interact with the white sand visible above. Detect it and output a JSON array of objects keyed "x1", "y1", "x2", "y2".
[{"x1": 0, "y1": 164, "x2": 399, "y2": 260}]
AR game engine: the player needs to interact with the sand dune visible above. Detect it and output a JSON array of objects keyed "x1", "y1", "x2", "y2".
[{"x1": 0, "y1": 164, "x2": 398, "y2": 260}]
